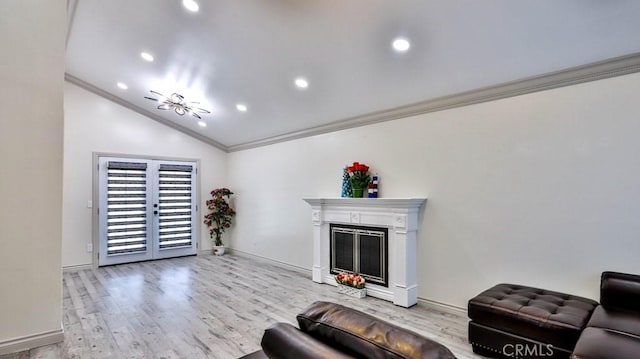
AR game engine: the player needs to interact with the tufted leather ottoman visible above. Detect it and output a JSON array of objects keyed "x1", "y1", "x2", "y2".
[{"x1": 468, "y1": 284, "x2": 598, "y2": 359}]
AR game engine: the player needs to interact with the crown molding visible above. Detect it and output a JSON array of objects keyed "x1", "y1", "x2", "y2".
[
  {"x1": 66, "y1": 52, "x2": 640, "y2": 153},
  {"x1": 64, "y1": 74, "x2": 227, "y2": 151},
  {"x1": 66, "y1": 0, "x2": 79, "y2": 50},
  {"x1": 227, "y1": 51, "x2": 640, "y2": 152}
]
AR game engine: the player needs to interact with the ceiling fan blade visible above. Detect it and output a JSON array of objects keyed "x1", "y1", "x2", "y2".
[{"x1": 144, "y1": 96, "x2": 159, "y2": 101}]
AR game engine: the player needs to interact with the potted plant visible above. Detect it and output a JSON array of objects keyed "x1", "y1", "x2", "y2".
[
  {"x1": 203, "y1": 188, "x2": 236, "y2": 255},
  {"x1": 346, "y1": 162, "x2": 371, "y2": 198},
  {"x1": 335, "y1": 272, "x2": 366, "y2": 298}
]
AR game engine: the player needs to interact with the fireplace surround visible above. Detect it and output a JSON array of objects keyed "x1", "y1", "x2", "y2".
[{"x1": 303, "y1": 198, "x2": 426, "y2": 307}]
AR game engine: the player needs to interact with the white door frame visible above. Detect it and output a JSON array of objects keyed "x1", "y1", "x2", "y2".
[{"x1": 92, "y1": 152, "x2": 201, "y2": 267}]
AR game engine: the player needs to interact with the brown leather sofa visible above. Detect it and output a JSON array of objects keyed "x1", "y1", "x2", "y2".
[
  {"x1": 467, "y1": 271, "x2": 640, "y2": 359},
  {"x1": 571, "y1": 271, "x2": 640, "y2": 359},
  {"x1": 242, "y1": 301, "x2": 457, "y2": 359}
]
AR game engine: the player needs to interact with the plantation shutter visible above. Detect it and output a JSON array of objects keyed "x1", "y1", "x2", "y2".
[
  {"x1": 157, "y1": 164, "x2": 194, "y2": 249},
  {"x1": 106, "y1": 161, "x2": 148, "y2": 255}
]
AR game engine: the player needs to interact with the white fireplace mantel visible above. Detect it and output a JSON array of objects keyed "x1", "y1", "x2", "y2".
[{"x1": 303, "y1": 197, "x2": 426, "y2": 307}]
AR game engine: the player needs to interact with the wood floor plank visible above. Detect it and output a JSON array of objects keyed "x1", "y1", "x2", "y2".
[{"x1": 1, "y1": 254, "x2": 483, "y2": 359}]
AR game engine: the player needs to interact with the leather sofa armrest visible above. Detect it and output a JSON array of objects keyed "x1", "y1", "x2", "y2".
[
  {"x1": 261, "y1": 322, "x2": 355, "y2": 359},
  {"x1": 297, "y1": 301, "x2": 457, "y2": 359},
  {"x1": 600, "y1": 271, "x2": 640, "y2": 312}
]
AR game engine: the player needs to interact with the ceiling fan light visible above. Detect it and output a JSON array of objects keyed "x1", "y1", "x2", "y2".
[
  {"x1": 171, "y1": 93, "x2": 185, "y2": 103},
  {"x1": 145, "y1": 90, "x2": 210, "y2": 118}
]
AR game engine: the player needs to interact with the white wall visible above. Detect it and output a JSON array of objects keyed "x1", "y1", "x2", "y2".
[
  {"x1": 229, "y1": 72, "x2": 640, "y2": 308},
  {"x1": 62, "y1": 82, "x2": 228, "y2": 267},
  {"x1": 0, "y1": 0, "x2": 65, "y2": 350}
]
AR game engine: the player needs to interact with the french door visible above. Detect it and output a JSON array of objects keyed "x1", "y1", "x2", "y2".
[{"x1": 98, "y1": 156, "x2": 197, "y2": 266}]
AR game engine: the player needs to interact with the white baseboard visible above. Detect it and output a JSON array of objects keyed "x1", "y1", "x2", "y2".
[
  {"x1": 0, "y1": 327, "x2": 64, "y2": 356},
  {"x1": 198, "y1": 249, "x2": 214, "y2": 256},
  {"x1": 62, "y1": 264, "x2": 93, "y2": 272},
  {"x1": 229, "y1": 248, "x2": 312, "y2": 276},
  {"x1": 417, "y1": 297, "x2": 467, "y2": 315}
]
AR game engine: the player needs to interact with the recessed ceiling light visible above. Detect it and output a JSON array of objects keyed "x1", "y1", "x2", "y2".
[
  {"x1": 236, "y1": 104, "x2": 248, "y2": 112},
  {"x1": 294, "y1": 77, "x2": 309, "y2": 89},
  {"x1": 140, "y1": 52, "x2": 154, "y2": 62},
  {"x1": 182, "y1": 0, "x2": 199, "y2": 12},
  {"x1": 392, "y1": 37, "x2": 411, "y2": 52},
  {"x1": 198, "y1": 121, "x2": 207, "y2": 127},
  {"x1": 116, "y1": 82, "x2": 128, "y2": 90}
]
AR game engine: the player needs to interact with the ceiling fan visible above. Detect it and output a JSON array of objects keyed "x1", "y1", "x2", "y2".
[{"x1": 144, "y1": 90, "x2": 210, "y2": 119}]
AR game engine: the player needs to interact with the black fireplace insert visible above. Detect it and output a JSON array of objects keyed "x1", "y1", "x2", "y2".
[{"x1": 330, "y1": 223, "x2": 388, "y2": 287}]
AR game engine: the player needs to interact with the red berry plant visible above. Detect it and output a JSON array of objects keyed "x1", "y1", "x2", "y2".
[{"x1": 203, "y1": 188, "x2": 236, "y2": 246}]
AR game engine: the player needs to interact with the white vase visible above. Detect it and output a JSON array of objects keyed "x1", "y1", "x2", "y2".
[{"x1": 213, "y1": 245, "x2": 225, "y2": 256}]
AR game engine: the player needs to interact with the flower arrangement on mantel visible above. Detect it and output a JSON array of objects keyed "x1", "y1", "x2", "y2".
[
  {"x1": 203, "y1": 188, "x2": 236, "y2": 247},
  {"x1": 346, "y1": 162, "x2": 371, "y2": 198}
]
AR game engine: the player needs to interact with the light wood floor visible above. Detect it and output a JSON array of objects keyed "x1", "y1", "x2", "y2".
[{"x1": 3, "y1": 254, "x2": 482, "y2": 359}]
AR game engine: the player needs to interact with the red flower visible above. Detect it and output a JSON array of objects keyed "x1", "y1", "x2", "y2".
[
  {"x1": 347, "y1": 162, "x2": 370, "y2": 173},
  {"x1": 335, "y1": 272, "x2": 365, "y2": 289}
]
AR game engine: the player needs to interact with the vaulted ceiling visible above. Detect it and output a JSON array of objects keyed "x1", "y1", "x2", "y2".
[{"x1": 66, "y1": 0, "x2": 640, "y2": 150}]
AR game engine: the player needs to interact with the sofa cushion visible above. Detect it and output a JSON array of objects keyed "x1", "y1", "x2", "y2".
[
  {"x1": 600, "y1": 272, "x2": 640, "y2": 312},
  {"x1": 571, "y1": 327, "x2": 640, "y2": 359},
  {"x1": 468, "y1": 284, "x2": 598, "y2": 350},
  {"x1": 260, "y1": 322, "x2": 355, "y2": 359},
  {"x1": 296, "y1": 301, "x2": 456, "y2": 359},
  {"x1": 586, "y1": 305, "x2": 640, "y2": 338}
]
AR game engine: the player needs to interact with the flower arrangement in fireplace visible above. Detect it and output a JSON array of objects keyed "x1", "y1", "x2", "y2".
[
  {"x1": 203, "y1": 188, "x2": 236, "y2": 246},
  {"x1": 335, "y1": 272, "x2": 366, "y2": 289},
  {"x1": 346, "y1": 162, "x2": 371, "y2": 198}
]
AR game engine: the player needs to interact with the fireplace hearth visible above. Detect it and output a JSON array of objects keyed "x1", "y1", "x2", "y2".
[{"x1": 303, "y1": 198, "x2": 426, "y2": 307}]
